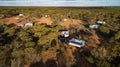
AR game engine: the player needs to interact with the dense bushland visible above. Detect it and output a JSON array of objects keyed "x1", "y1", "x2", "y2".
[{"x1": 0, "y1": 7, "x2": 120, "y2": 67}]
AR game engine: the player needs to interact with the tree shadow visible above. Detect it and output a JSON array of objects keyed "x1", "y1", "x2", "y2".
[
  {"x1": 72, "y1": 49, "x2": 94, "y2": 67},
  {"x1": 111, "y1": 56, "x2": 120, "y2": 67},
  {"x1": 69, "y1": 29, "x2": 92, "y2": 40},
  {"x1": 30, "y1": 59, "x2": 57, "y2": 67},
  {"x1": 7, "y1": 23, "x2": 16, "y2": 27},
  {"x1": 96, "y1": 30, "x2": 114, "y2": 39},
  {"x1": 58, "y1": 35, "x2": 69, "y2": 43},
  {"x1": 51, "y1": 39, "x2": 57, "y2": 47},
  {"x1": 30, "y1": 61, "x2": 45, "y2": 67},
  {"x1": 45, "y1": 59, "x2": 57, "y2": 67},
  {"x1": 1, "y1": 33, "x2": 16, "y2": 45},
  {"x1": 79, "y1": 30, "x2": 92, "y2": 36}
]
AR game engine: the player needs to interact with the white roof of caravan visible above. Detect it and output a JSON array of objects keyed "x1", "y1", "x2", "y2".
[
  {"x1": 18, "y1": 24, "x2": 24, "y2": 27},
  {"x1": 89, "y1": 24, "x2": 99, "y2": 29},
  {"x1": 25, "y1": 23, "x2": 33, "y2": 27},
  {"x1": 69, "y1": 38, "x2": 85, "y2": 44},
  {"x1": 97, "y1": 21, "x2": 106, "y2": 24},
  {"x1": 69, "y1": 38, "x2": 85, "y2": 48}
]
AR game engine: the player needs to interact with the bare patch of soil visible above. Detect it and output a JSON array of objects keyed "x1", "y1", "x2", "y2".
[
  {"x1": 42, "y1": 50, "x2": 56, "y2": 63},
  {"x1": 3, "y1": 16, "x2": 18, "y2": 25},
  {"x1": 38, "y1": 17, "x2": 53, "y2": 25},
  {"x1": 60, "y1": 19, "x2": 83, "y2": 29}
]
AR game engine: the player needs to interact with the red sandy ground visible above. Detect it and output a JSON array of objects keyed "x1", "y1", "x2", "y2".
[
  {"x1": 2, "y1": 16, "x2": 27, "y2": 25},
  {"x1": 2, "y1": 16, "x2": 18, "y2": 25},
  {"x1": 60, "y1": 19, "x2": 83, "y2": 29},
  {"x1": 37, "y1": 17, "x2": 53, "y2": 25},
  {"x1": 2, "y1": 16, "x2": 53, "y2": 25}
]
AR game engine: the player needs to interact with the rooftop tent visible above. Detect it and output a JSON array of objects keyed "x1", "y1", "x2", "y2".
[
  {"x1": 61, "y1": 30, "x2": 69, "y2": 37},
  {"x1": 69, "y1": 38, "x2": 85, "y2": 48},
  {"x1": 96, "y1": 21, "x2": 106, "y2": 25},
  {"x1": 25, "y1": 23, "x2": 33, "y2": 27},
  {"x1": 89, "y1": 24, "x2": 99, "y2": 29}
]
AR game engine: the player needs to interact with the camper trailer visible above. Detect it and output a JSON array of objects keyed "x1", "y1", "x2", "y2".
[
  {"x1": 25, "y1": 23, "x2": 33, "y2": 27},
  {"x1": 89, "y1": 24, "x2": 99, "y2": 29},
  {"x1": 96, "y1": 21, "x2": 106, "y2": 25},
  {"x1": 69, "y1": 38, "x2": 85, "y2": 48},
  {"x1": 18, "y1": 24, "x2": 24, "y2": 27}
]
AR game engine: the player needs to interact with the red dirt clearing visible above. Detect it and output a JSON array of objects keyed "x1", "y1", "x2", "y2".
[
  {"x1": 38, "y1": 17, "x2": 53, "y2": 25},
  {"x1": 2, "y1": 16, "x2": 82, "y2": 28},
  {"x1": 3, "y1": 16, "x2": 18, "y2": 25},
  {"x1": 60, "y1": 19, "x2": 83, "y2": 29},
  {"x1": 2, "y1": 16, "x2": 28, "y2": 25}
]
